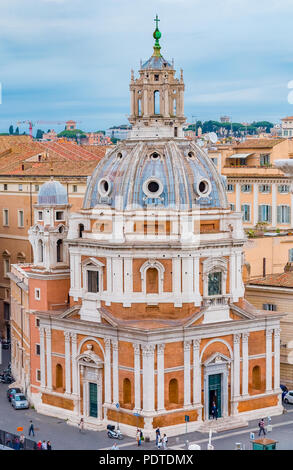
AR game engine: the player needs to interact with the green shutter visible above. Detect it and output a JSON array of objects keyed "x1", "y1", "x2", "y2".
[
  {"x1": 268, "y1": 205, "x2": 272, "y2": 222},
  {"x1": 277, "y1": 206, "x2": 281, "y2": 224}
]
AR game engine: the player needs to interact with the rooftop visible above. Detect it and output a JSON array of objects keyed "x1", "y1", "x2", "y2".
[
  {"x1": 233, "y1": 138, "x2": 285, "y2": 149},
  {"x1": 248, "y1": 271, "x2": 293, "y2": 288}
]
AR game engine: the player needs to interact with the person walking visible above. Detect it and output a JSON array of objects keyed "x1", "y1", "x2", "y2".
[
  {"x1": 258, "y1": 419, "x2": 266, "y2": 436},
  {"x1": 111, "y1": 442, "x2": 119, "y2": 450},
  {"x1": 28, "y1": 420, "x2": 35, "y2": 437},
  {"x1": 37, "y1": 440, "x2": 42, "y2": 450},
  {"x1": 47, "y1": 441, "x2": 52, "y2": 450},
  {"x1": 211, "y1": 402, "x2": 218, "y2": 420},
  {"x1": 162, "y1": 433, "x2": 168, "y2": 450},
  {"x1": 155, "y1": 427, "x2": 161, "y2": 447},
  {"x1": 136, "y1": 428, "x2": 141, "y2": 446},
  {"x1": 41, "y1": 440, "x2": 47, "y2": 450},
  {"x1": 79, "y1": 418, "x2": 84, "y2": 433}
]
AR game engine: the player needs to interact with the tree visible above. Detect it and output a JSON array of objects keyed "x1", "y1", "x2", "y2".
[
  {"x1": 15, "y1": 127, "x2": 19, "y2": 135},
  {"x1": 36, "y1": 129, "x2": 44, "y2": 140},
  {"x1": 57, "y1": 129, "x2": 87, "y2": 141},
  {"x1": 9, "y1": 125, "x2": 13, "y2": 135}
]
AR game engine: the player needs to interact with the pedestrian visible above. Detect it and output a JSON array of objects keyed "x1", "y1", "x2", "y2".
[
  {"x1": 47, "y1": 441, "x2": 52, "y2": 450},
  {"x1": 162, "y1": 433, "x2": 168, "y2": 450},
  {"x1": 111, "y1": 442, "x2": 119, "y2": 450},
  {"x1": 28, "y1": 420, "x2": 35, "y2": 437},
  {"x1": 79, "y1": 417, "x2": 84, "y2": 433},
  {"x1": 13, "y1": 436, "x2": 20, "y2": 450},
  {"x1": 41, "y1": 440, "x2": 47, "y2": 450},
  {"x1": 155, "y1": 427, "x2": 161, "y2": 447},
  {"x1": 258, "y1": 418, "x2": 266, "y2": 436},
  {"x1": 157, "y1": 437, "x2": 162, "y2": 449},
  {"x1": 19, "y1": 434, "x2": 25, "y2": 450},
  {"x1": 136, "y1": 428, "x2": 141, "y2": 446},
  {"x1": 37, "y1": 440, "x2": 42, "y2": 450},
  {"x1": 140, "y1": 429, "x2": 144, "y2": 445},
  {"x1": 211, "y1": 401, "x2": 218, "y2": 420}
]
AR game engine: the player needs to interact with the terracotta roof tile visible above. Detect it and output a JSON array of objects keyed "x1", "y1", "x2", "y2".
[
  {"x1": 233, "y1": 138, "x2": 285, "y2": 149},
  {"x1": 248, "y1": 272, "x2": 293, "y2": 288}
]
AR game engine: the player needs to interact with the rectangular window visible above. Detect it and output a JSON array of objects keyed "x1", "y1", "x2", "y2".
[
  {"x1": 3, "y1": 209, "x2": 9, "y2": 226},
  {"x1": 55, "y1": 211, "x2": 64, "y2": 220},
  {"x1": 18, "y1": 210, "x2": 24, "y2": 227},
  {"x1": 35, "y1": 288, "x2": 41, "y2": 300},
  {"x1": 241, "y1": 184, "x2": 251, "y2": 193},
  {"x1": 87, "y1": 270, "x2": 100, "y2": 293},
  {"x1": 36, "y1": 344, "x2": 40, "y2": 355},
  {"x1": 36, "y1": 318, "x2": 40, "y2": 327},
  {"x1": 277, "y1": 205, "x2": 290, "y2": 224},
  {"x1": 263, "y1": 303, "x2": 277, "y2": 311},
  {"x1": 260, "y1": 154, "x2": 270, "y2": 166},
  {"x1": 35, "y1": 185, "x2": 39, "y2": 192},
  {"x1": 36, "y1": 370, "x2": 41, "y2": 382},
  {"x1": 154, "y1": 74, "x2": 159, "y2": 81},
  {"x1": 289, "y1": 248, "x2": 293, "y2": 262},
  {"x1": 258, "y1": 205, "x2": 272, "y2": 223},
  {"x1": 18, "y1": 184, "x2": 23, "y2": 191},
  {"x1": 241, "y1": 204, "x2": 251, "y2": 222},
  {"x1": 3, "y1": 184, "x2": 7, "y2": 191},
  {"x1": 38, "y1": 211, "x2": 43, "y2": 221},
  {"x1": 230, "y1": 203, "x2": 235, "y2": 211},
  {"x1": 278, "y1": 184, "x2": 289, "y2": 194},
  {"x1": 208, "y1": 272, "x2": 222, "y2": 296},
  {"x1": 73, "y1": 185, "x2": 77, "y2": 193},
  {"x1": 259, "y1": 184, "x2": 271, "y2": 193},
  {"x1": 3, "y1": 259, "x2": 10, "y2": 277},
  {"x1": 227, "y1": 184, "x2": 234, "y2": 192}
]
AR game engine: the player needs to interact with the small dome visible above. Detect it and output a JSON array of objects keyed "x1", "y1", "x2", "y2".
[
  {"x1": 141, "y1": 55, "x2": 172, "y2": 70},
  {"x1": 38, "y1": 179, "x2": 68, "y2": 205}
]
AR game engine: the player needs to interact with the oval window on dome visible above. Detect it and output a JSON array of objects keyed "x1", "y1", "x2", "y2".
[
  {"x1": 98, "y1": 178, "x2": 111, "y2": 197},
  {"x1": 143, "y1": 178, "x2": 163, "y2": 198},
  {"x1": 150, "y1": 152, "x2": 160, "y2": 160},
  {"x1": 117, "y1": 152, "x2": 123, "y2": 159},
  {"x1": 197, "y1": 179, "x2": 211, "y2": 197}
]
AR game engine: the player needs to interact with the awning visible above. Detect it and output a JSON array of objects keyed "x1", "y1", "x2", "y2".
[{"x1": 227, "y1": 153, "x2": 253, "y2": 159}]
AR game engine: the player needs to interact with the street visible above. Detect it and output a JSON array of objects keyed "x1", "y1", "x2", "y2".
[{"x1": 1, "y1": 348, "x2": 293, "y2": 450}]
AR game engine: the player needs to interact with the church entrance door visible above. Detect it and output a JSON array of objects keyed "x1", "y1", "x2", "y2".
[
  {"x1": 208, "y1": 373, "x2": 222, "y2": 419},
  {"x1": 89, "y1": 382, "x2": 98, "y2": 418}
]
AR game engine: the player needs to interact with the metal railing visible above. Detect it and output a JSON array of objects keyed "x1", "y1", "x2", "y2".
[{"x1": 0, "y1": 429, "x2": 37, "y2": 450}]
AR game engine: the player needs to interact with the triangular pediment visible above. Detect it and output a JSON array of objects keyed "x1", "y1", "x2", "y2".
[{"x1": 204, "y1": 352, "x2": 231, "y2": 367}]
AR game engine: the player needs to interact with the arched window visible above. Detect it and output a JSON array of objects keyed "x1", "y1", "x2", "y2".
[
  {"x1": 56, "y1": 239, "x2": 63, "y2": 262},
  {"x1": 146, "y1": 267, "x2": 159, "y2": 294},
  {"x1": 252, "y1": 365, "x2": 261, "y2": 390},
  {"x1": 56, "y1": 364, "x2": 63, "y2": 389},
  {"x1": 123, "y1": 378, "x2": 131, "y2": 404},
  {"x1": 78, "y1": 224, "x2": 84, "y2": 238},
  {"x1": 169, "y1": 378, "x2": 179, "y2": 404},
  {"x1": 154, "y1": 90, "x2": 160, "y2": 115},
  {"x1": 38, "y1": 240, "x2": 43, "y2": 263},
  {"x1": 138, "y1": 99, "x2": 141, "y2": 116}
]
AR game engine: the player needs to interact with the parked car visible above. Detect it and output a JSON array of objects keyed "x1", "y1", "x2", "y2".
[
  {"x1": 283, "y1": 390, "x2": 293, "y2": 404},
  {"x1": 7, "y1": 387, "x2": 21, "y2": 402},
  {"x1": 280, "y1": 384, "x2": 288, "y2": 400},
  {"x1": 11, "y1": 393, "x2": 29, "y2": 410}
]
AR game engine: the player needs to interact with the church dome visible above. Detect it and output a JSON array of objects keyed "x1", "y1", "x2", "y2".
[
  {"x1": 83, "y1": 140, "x2": 228, "y2": 210},
  {"x1": 38, "y1": 179, "x2": 68, "y2": 206}
]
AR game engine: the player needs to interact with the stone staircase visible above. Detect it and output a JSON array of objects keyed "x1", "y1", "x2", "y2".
[{"x1": 197, "y1": 416, "x2": 248, "y2": 433}]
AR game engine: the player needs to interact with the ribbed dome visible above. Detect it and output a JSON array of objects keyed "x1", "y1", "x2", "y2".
[
  {"x1": 141, "y1": 55, "x2": 172, "y2": 70},
  {"x1": 38, "y1": 179, "x2": 68, "y2": 206},
  {"x1": 83, "y1": 140, "x2": 228, "y2": 211}
]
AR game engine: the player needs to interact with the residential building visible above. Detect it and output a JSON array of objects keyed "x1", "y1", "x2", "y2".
[
  {"x1": 281, "y1": 116, "x2": 293, "y2": 138},
  {"x1": 0, "y1": 136, "x2": 109, "y2": 340},
  {"x1": 106, "y1": 125, "x2": 132, "y2": 141},
  {"x1": 9, "y1": 19, "x2": 283, "y2": 439}
]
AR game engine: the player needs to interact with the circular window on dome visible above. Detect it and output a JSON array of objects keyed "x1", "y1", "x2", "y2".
[
  {"x1": 143, "y1": 178, "x2": 163, "y2": 198},
  {"x1": 150, "y1": 151, "x2": 160, "y2": 160},
  {"x1": 197, "y1": 179, "x2": 211, "y2": 197},
  {"x1": 188, "y1": 151, "x2": 195, "y2": 159},
  {"x1": 98, "y1": 178, "x2": 111, "y2": 197},
  {"x1": 117, "y1": 152, "x2": 123, "y2": 159}
]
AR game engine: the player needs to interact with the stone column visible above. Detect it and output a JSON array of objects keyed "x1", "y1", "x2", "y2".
[
  {"x1": 184, "y1": 341, "x2": 192, "y2": 407},
  {"x1": 164, "y1": 87, "x2": 169, "y2": 117},
  {"x1": 64, "y1": 331, "x2": 71, "y2": 394},
  {"x1": 157, "y1": 344, "x2": 165, "y2": 411},
  {"x1": 45, "y1": 327, "x2": 52, "y2": 390},
  {"x1": 104, "y1": 338, "x2": 112, "y2": 404},
  {"x1": 266, "y1": 328, "x2": 273, "y2": 392},
  {"x1": 112, "y1": 340, "x2": 119, "y2": 404},
  {"x1": 233, "y1": 334, "x2": 241, "y2": 398},
  {"x1": 193, "y1": 339, "x2": 201, "y2": 404},
  {"x1": 142, "y1": 344, "x2": 155, "y2": 412},
  {"x1": 71, "y1": 333, "x2": 78, "y2": 395},
  {"x1": 133, "y1": 343, "x2": 141, "y2": 411},
  {"x1": 40, "y1": 327, "x2": 46, "y2": 388},
  {"x1": 242, "y1": 333, "x2": 249, "y2": 396},
  {"x1": 274, "y1": 328, "x2": 281, "y2": 390},
  {"x1": 144, "y1": 88, "x2": 149, "y2": 117},
  {"x1": 236, "y1": 183, "x2": 241, "y2": 212}
]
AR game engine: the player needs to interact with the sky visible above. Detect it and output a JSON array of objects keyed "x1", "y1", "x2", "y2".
[{"x1": 1, "y1": 0, "x2": 293, "y2": 134}]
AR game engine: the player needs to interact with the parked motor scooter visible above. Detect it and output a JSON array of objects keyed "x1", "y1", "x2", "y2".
[{"x1": 107, "y1": 424, "x2": 123, "y2": 439}]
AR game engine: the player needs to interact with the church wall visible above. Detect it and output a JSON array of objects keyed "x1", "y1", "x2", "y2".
[
  {"x1": 101, "y1": 301, "x2": 198, "y2": 320},
  {"x1": 28, "y1": 277, "x2": 70, "y2": 311},
  {"x1": 30, "y1": 313, "x2": 40, "y2": 388},
  {"x1": 42, "y1": 393, "x2": 74, "y2": 411},
  {"x1": 248, "y1": 330, "x2": 266, "y2": 355},
  {"x1": 51, "y1": 329, "x2": 65, "y2": 355},
  {"x1": 238, "y1": 395, "x2": 278, "y2": 413},
  {"x1": 153, "y1": 409, "x2": 198, "y2": 428}
]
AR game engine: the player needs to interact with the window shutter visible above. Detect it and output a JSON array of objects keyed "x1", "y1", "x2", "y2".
[
  {"x1": 286, "y1": 206, "x2": 290, "y2": 224},
  {"x1": 277, "y1": 205, "x2": 281, "y2": 224},
  {"x1": 268, "y1": 205, "x2": 272, "y2": 222},
  {"x1": 260, "y1": 155, "x2": 264, "y2": 166},
  {"x1": 247, "y1": 205, "x2": 250, "y2": 221},
  {"x1": 258, "y1": 205, "x2": 262, "y2": 222}
]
